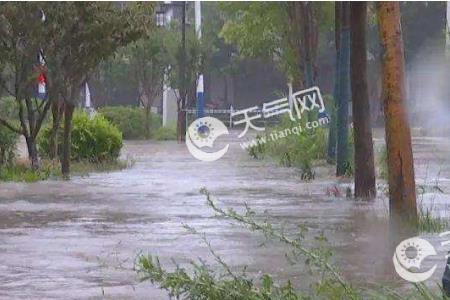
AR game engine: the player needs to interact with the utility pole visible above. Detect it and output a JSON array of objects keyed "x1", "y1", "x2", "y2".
[
  {"x1": 177, "y1": 1, "x2": 187, "y2": 142},
  {"x1": 195, "y1": 1, "x2": 204, "y2": 118},
  {"x1": 181, "y1": 1, "x2": 186, "y2": 106}
]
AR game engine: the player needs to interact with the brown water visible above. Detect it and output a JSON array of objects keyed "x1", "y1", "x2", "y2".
[{"x1": 1, "y1": 133, "x2": 450, "y2": 299}]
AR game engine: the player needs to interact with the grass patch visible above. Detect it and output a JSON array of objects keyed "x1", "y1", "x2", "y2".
[
  {"x1": 69, "y1": 159, "x2": 131, "y2": 176},
  {"x1": 152, "y1": 125, "x2": 177, "y2": 141},
  {"x1": 0, "y1": 163, "x2": 51, "y2": 182},
  {"x1": 0, "y1": 158, "x2": 132, "y2": 182},
  {"x1": 417, "y1": 206, "x2": 448, "y2": 233}
]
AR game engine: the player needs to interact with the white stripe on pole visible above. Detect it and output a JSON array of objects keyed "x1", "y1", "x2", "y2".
[
  {"x1": 85, "y1": 82, "x2": 91, "y2": 108},
  {"x1": 195, "y1": 1, "x2": 202, "y2": 39}
]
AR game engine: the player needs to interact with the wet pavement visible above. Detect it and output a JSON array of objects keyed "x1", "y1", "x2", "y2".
[{"x1": 1, "y1": 132, "x2": 450, "y2": 299}]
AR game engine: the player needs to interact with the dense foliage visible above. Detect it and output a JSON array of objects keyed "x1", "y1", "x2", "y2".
[
  {"x1": 247, "y1": 115, "x2": 328, "y2": 180},
  {"x1": 0, "y1": 97, "x2": 19, "y2": 166},
  {"x1": 39, "y1": 111, "x2": 123, "y2": 162},
  {"x1": 152, "y1": 126, "x2": 177, "y2": 141},
  {"x1": 99, "y1": 106, "x2": 161, "y2": 139},
  {"x1": 0, "y1": 125, "x2": 17, "y2": 167}
]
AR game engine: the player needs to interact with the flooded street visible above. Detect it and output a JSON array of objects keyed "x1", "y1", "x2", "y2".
[{"x1": 1, "y1": 132, "x2": 450, "y2": 299}]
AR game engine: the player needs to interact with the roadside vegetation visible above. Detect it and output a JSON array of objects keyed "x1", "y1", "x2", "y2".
[
  {"x1": 0, "y1": 103, "x2": 175, "y2": 183},
  {"x1": 0, "y1": 159, "x2": 129, "y2": 182},
  {"x1": 39, "y1": 111, "x2": 123, "y2": 163},
  {"x1": 99, "y1": 106, "x2": 162, "y2": 140},
  {"x1": 98, "y1": 106, "x2": 177, "y2": 141},
  {"x1": 152, "y1": 125, "x2": 178, "y2": 141},
  {"x1": 246, "y1": 111, "x2": 354, "y2": 180},
  {"x1": 0, "y1": 109, "x2": 129, "y2": 182}
]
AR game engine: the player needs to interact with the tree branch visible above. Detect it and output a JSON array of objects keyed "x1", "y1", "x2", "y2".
[
  {"x1": 0, "y1": 117, "x2": 22, "y2": 135},
  {"x1": 33, "y1": 99, "x2": 52, "y2": 139}
]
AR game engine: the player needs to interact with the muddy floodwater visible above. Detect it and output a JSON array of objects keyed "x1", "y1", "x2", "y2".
[{"x1": 1, "y1": 132, "x2": 450, "y2": 299}]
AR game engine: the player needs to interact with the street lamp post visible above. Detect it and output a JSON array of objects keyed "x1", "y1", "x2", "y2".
[{"x1": 195, "y1": 1, "x2": 204, "y2": 118}]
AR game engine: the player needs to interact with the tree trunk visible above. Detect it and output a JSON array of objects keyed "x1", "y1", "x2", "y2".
[
  {"x1": 177, "y1": 110, "x2": 186, "y2": 143},
  {"x1": 145, "y1": 104, "x2": 151, "y2": 139},
  {"x1": 327, "y1": 2, "x2": 341, "y2": 163},
  {"x1": 377, "y1": 2, "x2": 417, "y2": 231},
  {"x1": 286, "y1": 2, "x2": 305, "y2": 89},
  {"x1": 177, "y1": 1, "x2": 187, "y2": 142},
  {"x1": 336, "y1": 2, "x2": 351, "y2": 176},
  {"x1": 303, "y1": 3, "x2": 314, "y2": 88},
  {"x1": 61, "y1": 103, "x2": 74, "y2": 178},
  {"x1": 25, "y1": 135, "x2": 39, "y2": 171},
  {"x1": 50, "y1": 100, "x2": 64, "y2": 159},
  {"x1": 350, "y1": 2, "x2": 376, "y2": 198}
]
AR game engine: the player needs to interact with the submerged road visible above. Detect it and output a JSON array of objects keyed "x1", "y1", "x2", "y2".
[{"x1": 1, "y1": 133, "x2": 450, "y2": 299}]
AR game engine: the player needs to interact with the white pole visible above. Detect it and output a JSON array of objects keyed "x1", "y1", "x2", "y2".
[
  {"x1": 288, "y1": 81, "x2": 293, "y2": 111},
  {"x1": 195, "y1": 1, "x2": 204, "y2": 117},
  {"x1": 162, "y1": 71, "x2": 169, "y2": 126},
  {"x1": 195, "y1": 1, "x2": 202, "y2": 39},
  {"x1": 85, "y1": 82, "x2": 91, "y2": 108},
  {"x1": 446, "y1": 1, "x2": 450, "y2": 58}
]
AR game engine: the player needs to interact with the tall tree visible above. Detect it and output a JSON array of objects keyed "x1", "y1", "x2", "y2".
[
  {"x1": 377, "y1": 2, "x2": 417, "y2": 230},
  {"x1": 350, "y1": 2, "x2": 376, "y2": 198},
  {"x1": 220, "y1": 3, "x2": 330, "y2": 91},
  {"x1": 178, "y1": 1, "x2": 187, "y2": 142},
  {"x1": 335, "y1": 2, "x2": 351, "y2": 176},
  {"x1": 327, "y1": 2, "x2": 341, "y2": 163},
  {"x1": 0, "y1": 4, "x2": 53, "y2": 170},
  {"x1": 128, "y1": 30, "x2": 167, "y2": 138},
  {"x1": 43, "y1": 3, "x2": 152, "y2": 177},
  {"x1": 163, "y1": 18, "x2": 205, "y2": 141}
]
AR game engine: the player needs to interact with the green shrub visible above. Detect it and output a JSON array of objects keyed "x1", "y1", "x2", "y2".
[
  {"x1": 99, "y1": 106, "x2": 161, "y2": 139},
  {"x1": 246, "y1": 134, "x2": 266, "y2": 159},
  {"x1": 250, "y1": 116, "x2": 328, "y2": 180},
  {"x1": 38, "y1": 111, "x2": 123, "y2": 162},
  {"x1": 0, "y1": 125, "x2": 18, "y2": 166},
  {"x1": 152, "y1": 125, "x2": 177, "y2": 141}
]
